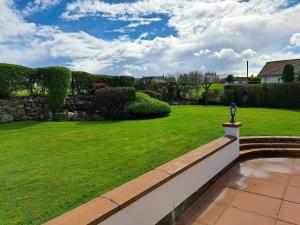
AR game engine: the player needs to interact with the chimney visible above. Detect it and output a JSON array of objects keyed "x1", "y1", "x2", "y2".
[{"x1": 247, "y1": 61, "x2": 249, "y2": 78}]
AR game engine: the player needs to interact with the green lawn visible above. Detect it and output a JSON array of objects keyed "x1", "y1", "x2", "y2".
[
  {"x1": 1, "y1": 106, "x2": 300, "y2": 225},
  {"x1": 210, "y1": 83, "x2": 224, "y2": 90}
]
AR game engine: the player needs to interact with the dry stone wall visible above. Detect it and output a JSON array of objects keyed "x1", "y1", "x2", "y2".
[
  {"x1": 0, "y1": 96, "x2": 97, "y2": 123},
  {"x1": 0, "y1": 97, "x2": 49, "y2": 123}
]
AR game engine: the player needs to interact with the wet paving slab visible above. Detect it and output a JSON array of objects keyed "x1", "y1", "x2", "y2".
[{"x1": 175, "y1": 157, "x2": 300, "y2": 225}]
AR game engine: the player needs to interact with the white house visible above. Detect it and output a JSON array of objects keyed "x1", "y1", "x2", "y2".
[{"x1": 258, "y1": 59, "x2": 300, "y2": 83}]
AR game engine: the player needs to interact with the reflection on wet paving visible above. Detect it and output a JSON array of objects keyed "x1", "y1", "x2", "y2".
[{"x1": 175, "y1": 158, "x2": 300, "y2": 225}]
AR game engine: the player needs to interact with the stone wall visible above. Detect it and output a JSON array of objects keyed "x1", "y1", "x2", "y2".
[
  {"x1": 0, "y1": 96, "x2": 49, "y2": 123},
  {"x1": 0, "y1": 95, "x2": 96, "y2": 123}
]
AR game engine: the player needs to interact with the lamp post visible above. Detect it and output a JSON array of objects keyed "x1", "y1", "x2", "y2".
[
  {"x1": 223, "y1": 103, "x2": 241, "y2": 138},
  {"x1": 229, "y1": 103, "x2": 237, "y2": 123}
]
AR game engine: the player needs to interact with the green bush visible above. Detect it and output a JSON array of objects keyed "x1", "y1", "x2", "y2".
[
  {"x1": 71, "y1": 71, "x2": 95, "y2": 94},
  {"x1": 128, "y1": 92, "x2": 171, "y2": 118},
  {"x1": 204, "y1": 89, "x2": 223, "y2": 105},
  {"x1": 0, "y1": 63, "x2": 34, "y2": 98},
  {"x1": 71, "y1": 72, "x2": 135, "y2": 95},
  {"x1": 95, "y1": 75, "x2": 135, "y2": 87},
  {"x1": 39, "y1": 66, "x2": 72, "y2": 110},
  {"x1": 140, "y1": 90, "x2": 162, "y2": 100},
  {"x1": 223, "y1": 83, "x2": 300, "y2": 108},
  {"x1": 282, "y1": 64, "x2": 295, "y2": 82},
  {"x1": 248, "y1": 76, "x2": 261, "y2": 84},
  {"x1": 95, "y1": 87, "x2": 136, "y2": 117}
]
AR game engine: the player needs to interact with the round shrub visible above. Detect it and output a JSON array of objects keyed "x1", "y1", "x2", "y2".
[
  {"x1": 0, "y1": 63, "x2": 34, "y2": 98},
  {"x1": 95, "y1": 87, "x2": 136, "y2": 117},
  {"x1": 128, "y1": 92, "x2": 171, "y2": 118},
  {"x1": 39, "y1": 66, "x2": 71, "y2": 110}
]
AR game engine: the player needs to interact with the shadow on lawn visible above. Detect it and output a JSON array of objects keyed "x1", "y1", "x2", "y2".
[{"x1": 0, "y1": 121, "x2": 43, "y2": 130}]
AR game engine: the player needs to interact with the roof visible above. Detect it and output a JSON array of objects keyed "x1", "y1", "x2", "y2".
[{"x1": 258, "y1": 59, "x2": 300, "y2": 77}]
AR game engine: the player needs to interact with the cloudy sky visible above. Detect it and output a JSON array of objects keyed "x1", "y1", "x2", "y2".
[{"x1": 1, "y1": 0, "x2": 300, "y2": 77}]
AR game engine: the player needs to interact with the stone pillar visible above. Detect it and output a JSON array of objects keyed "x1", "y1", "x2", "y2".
[{"x1": 223, "y1": 122, "x2": 242, "y2": 138}]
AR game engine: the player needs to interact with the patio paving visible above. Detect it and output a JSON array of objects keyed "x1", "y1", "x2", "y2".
[{"x1": 175, "y1": 157, "x2": 300, "y2": 225}]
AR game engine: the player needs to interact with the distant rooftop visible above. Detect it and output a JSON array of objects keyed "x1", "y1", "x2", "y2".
[{"x1": 258, "y1": 58, "x2": 300, "y2": 77}]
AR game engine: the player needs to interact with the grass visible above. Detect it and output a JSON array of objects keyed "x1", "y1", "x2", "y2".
[
  {"x1": 187, "y1": 83, "x2": 224, "y2": 98},
  {"x1": 1, "y1": 105, "x2": 300, "y2": 224},
  {"x1": 210, "y1": 83, "x2": 224, "y2": 90}
]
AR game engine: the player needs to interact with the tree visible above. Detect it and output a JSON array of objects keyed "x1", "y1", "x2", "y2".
[
  {"x1": 282, "y1": 64, "x2": 295, "y2": 82},
  {"x1": 201, "y1": 72, "x2": 216, "y2": 105},
  {"x1": 226, "y1": 74, "x2": 234, "y2": 83},
  {"x1": 248, "y1": 75, "x2": 261, "y2": 84}
]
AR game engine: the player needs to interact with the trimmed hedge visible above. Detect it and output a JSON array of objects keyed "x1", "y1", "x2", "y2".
[
  {"x1": 71, "y1": 71, "x2": 135, "y2": 94},
  {"x1": 104, "y1": 76, "x2": 135, "y2": 87},
  {"x1": 128, "y1": 92, "x2": 171, "y2": 118},
  {"x1": 0, "y1": 63, "x2": 34, "y2": 98},
  {"x1": 95, "y1": 87, "x2": 136, "y2": 117},
  {"x1": 140, "y1": 90, "x2": 163, "y2": 100},
  {"x1": 39, "y1": 67, "x2": 72, "y2": 110},
  {"x1": 223, "y1": 82, "x2": 300, "y2": 108},
  {"x1": 71, "y1": 71, "x2": 95, "y2": 94}
]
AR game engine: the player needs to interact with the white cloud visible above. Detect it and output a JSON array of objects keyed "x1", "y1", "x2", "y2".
[
  {"x1": 67, "y1": 58, "x2": 114, "y2": 73},
  {"x1": 1, "y1": 0, "x2": 300, "y2": 76},
  {"x1": 194, "y1": 49, "x2": 210, "y2": 57},
  {"x1": 241, "y1": 49, "x2": 257, "y2": 58},
  {"x1": 23, "y1": 0, "x2": 62, "y2": 16},
  {"x1": 214, "y1": 49, "x2": 241, "y2": 59},
  {"x1": 290, "y1": 33, "x2": 300, "y2": 47},
  {"x1": 123, "y1": 64, "x2": 143, "y2": 71},
  {"x1": 0, "y1": 0, "x2": 36, "y2": 41},
  {"x1": 212, "y1": 48, "x2": 256, "y2": 60},
  {"x1": 126, "y1": 17, "x2": 162, "y2": 28}
]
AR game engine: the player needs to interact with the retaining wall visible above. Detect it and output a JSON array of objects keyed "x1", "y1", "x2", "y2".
[
  {"x1": 0, "y1": 96, "x2": 95, "y2": 123},
  {"x1": 44, "y1": 136, "x2": 239, "y2": 225}
]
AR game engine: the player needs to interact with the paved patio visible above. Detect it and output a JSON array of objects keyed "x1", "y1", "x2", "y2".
[{"x1": 176, "y1": 157, "x2": 300, "y2": 225}]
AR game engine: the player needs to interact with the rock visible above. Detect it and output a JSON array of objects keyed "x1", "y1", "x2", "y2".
[{"x1": 0, "y1": 114, "x2": 14, "y2": 123}]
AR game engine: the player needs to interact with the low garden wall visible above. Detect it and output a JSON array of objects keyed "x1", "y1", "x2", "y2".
[
  {"x1": 44, "y1": 123, "x2": 241, "y2": 225},
  {"x1": 0, "y1": 96, "x2": 95, "y2": 123},
  {"x1": 0, "y1": 96, "x2": 49, "y2": 123}
]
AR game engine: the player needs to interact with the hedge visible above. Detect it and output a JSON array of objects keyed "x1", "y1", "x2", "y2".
[
  {"x1": 39, "y1": 66, "x2": 72, "y2": 110},
  {"x1": 0, "y1": 63, "x2": 34, "y2": 98},
  {"x1": 95, "y1": 87, "x2": 136, "y2": 117},
  {"x1": 71, "y1": 71, "x2": 135, "y2": 94},
  {"x1": 223, "y1": 82, "x2": 300, "y2": 108},
  {"x1": 128, "y1": 92, "x2": 171, "y2": 118},
  {"x1": 71, "y1": 71, "x2": 95, "y2": 94},
  {"x1": 140, "y1": 90, "x2": 163, "y2": 100}
]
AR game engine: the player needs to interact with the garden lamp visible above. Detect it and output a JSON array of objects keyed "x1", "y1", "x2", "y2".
[{"x1": 229, "y1": 103, "x2": 237, "y2": 123}]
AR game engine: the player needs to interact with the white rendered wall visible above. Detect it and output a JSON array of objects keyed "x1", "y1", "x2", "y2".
[
  {"x1": 262, "y1": 76, "x2": 281, "y2": 83},
  {"x1": 224, "y1": 127, "x2": 240, "y2": 137},
  {"x1": 99, "y1": 139, "x2": 239, "y2": 225}
]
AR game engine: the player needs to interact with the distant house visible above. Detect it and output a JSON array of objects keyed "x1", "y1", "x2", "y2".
[
  {"x1": 224, "y1": 76, "x2": 248, "y2": 85},
  {"x1": 258, "y1": 59, "x2": 300, "y2": 83}
]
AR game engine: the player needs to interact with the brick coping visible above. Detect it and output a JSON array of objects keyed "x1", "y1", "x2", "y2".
[
  {"x1": 44, "y1": 135, "x2": 300, "y2": 225},
  {"x1": 43, "y1": 136, "x2": 236, "y2": 225}
]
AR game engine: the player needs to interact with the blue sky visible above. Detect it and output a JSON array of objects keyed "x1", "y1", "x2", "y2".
[{"x1": 1, "y1": 0, "x2": 300, "y2": 77}]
